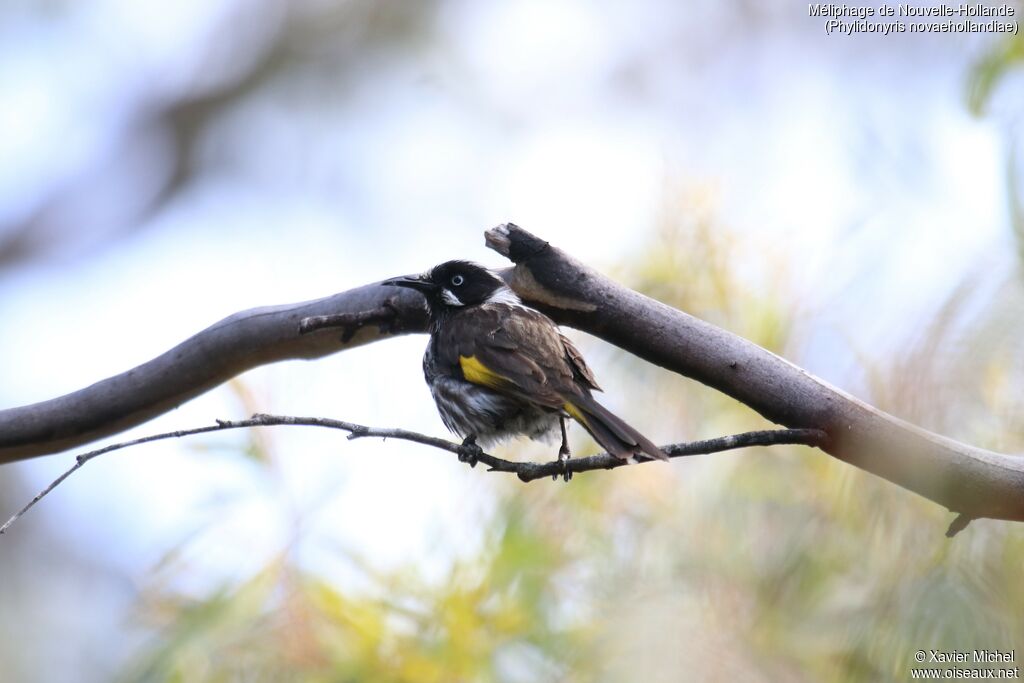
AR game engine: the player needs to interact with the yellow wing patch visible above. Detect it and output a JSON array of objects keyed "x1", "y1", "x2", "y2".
[
  {"x1": 562, "y1": 401, "x2": 590, "y2": 428},
  {"x1": 459, "y1": 355, "x2": 508, "y2": 389}
]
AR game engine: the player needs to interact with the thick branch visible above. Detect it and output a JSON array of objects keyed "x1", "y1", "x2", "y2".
[
  {"x1": 485, "y1": 223, "x2": 1024, "y2": 523},
  {"x1": 0, "y1": 285, "x2": 428, "y2": 462},
  {"x1": 0, "y1": 413, "x2": 824, "y2": 535}
]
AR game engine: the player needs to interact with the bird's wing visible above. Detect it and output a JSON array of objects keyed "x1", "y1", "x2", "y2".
[
  {"x1": 560, "y1": 333, "x2": 602, "y2": 392},
  {"x1": 441, "y1": 305, "x2": 667, "y2": 461},
  {"x1": 443, "y1": 305, "x2": 585, "y2": 409}
]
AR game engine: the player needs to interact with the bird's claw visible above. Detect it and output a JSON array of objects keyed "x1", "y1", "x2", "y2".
[
  {"x1": 555, "y1": 445, "x2": 572, "y2": 482},
  {"x1": 458, "y1": 436, "x2": 482, "y2": 468}
]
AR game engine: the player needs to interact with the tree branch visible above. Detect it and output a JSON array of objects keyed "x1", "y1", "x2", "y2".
[
  {"x1": 484, "y1": 223, "x2": 1024, "y2": 524},
  {"x1": 0, "y1": 413, "x2": 824, "y2": 536},
  {"x1": 0, "y1": 285, "x2": 428, "y2": 461},
  {"x1": 1, "y1": 224, "x2": 1021, "y2": 528}
]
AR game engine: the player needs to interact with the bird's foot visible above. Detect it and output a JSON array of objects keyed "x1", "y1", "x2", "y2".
[
  {"x1": 554, "y1": 416, "x2": 572, "y2": 482},
  {"x1": 458, "y1": 436, "x2": 482, "y2": 468},
  {"x1": 554, "y1": 444, "x2": 572, "y2": 482}
]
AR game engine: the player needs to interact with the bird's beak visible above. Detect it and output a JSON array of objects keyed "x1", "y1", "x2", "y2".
[{"x1": 382, "y1": 274, "x2": 437, "y2": 293}]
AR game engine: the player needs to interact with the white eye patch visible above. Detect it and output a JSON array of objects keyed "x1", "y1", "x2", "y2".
[{"x1": 441, "y1": 288, "x2": 464, "y2": 306}]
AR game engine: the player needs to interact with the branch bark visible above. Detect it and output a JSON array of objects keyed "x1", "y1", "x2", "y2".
[
  {"x1": 0, "y1": 287, "x2": 428, "y2": 461},
  {"x1": 484, "y1": 223, "x2": 1024, "y2": 524},
  {"x1": 0, "y1": 224, "x2": 1021, "y2": 525}
]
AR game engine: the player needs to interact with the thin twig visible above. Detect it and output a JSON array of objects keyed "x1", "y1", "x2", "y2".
[
  {"x1": 0, "y1": 413, "x2": 826, "y2": 536},
  {"x1": 508, "y1": 427, "x2": 827, "y2": 482}
]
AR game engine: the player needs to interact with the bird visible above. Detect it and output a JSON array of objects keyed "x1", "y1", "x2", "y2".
[{"x1": 383, "y1": 260, "x2": 668, "y2": 477}]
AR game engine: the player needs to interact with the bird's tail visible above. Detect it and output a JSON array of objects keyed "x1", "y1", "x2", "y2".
[{"x1": 562, "y1": 396, "x2": 669, "y2": 462}]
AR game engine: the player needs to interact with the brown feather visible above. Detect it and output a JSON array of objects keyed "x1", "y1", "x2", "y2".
[
  {"x1": 432, "y1": 302, "x2": 665, "y2": 461},
  {"x1": 560, "y1": 334, "x2": 601, "y2": 391}
]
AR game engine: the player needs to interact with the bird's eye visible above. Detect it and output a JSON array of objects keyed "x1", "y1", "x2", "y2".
[{"x1": 451, "y1": 275, "x2": 464, "y2": 286}]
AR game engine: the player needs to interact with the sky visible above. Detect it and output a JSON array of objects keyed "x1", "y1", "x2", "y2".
[{"x1": 0, "y1": 1, "x2": 1020, "y2": 680}]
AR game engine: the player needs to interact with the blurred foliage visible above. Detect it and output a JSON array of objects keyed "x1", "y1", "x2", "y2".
[
  {"x1": 967, "y1": 31, "x2": 1024, "y2": 117},
  {"x1": 1013, "y1": 155, "x2": 1024, "y2": 264},
  {"x1": 125, "y1": 499, "x2": 590, "y2": 683},
  {"x1": 967, "y1": 25, "x2": 1024, "y2": 265},
  {"x1": 120, "y1": 190, "x2": 1024, "y2": 682},
  {"x1": 606, "y1": 188, "x2": 1024, "y2": 681}
]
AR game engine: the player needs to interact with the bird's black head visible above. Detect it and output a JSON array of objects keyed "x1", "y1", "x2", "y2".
[{"x1": 383, "y1": 260, "x2": 513, "y2": 313}]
